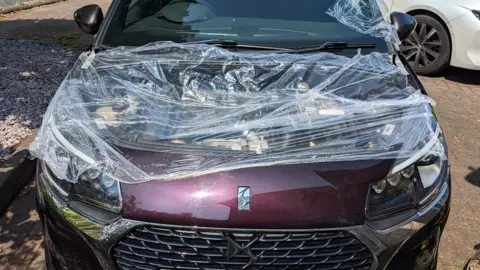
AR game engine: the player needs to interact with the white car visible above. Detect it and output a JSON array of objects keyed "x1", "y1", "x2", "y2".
[{"x1": 385, "y1": 0, "x2": 480, "y2": 74}]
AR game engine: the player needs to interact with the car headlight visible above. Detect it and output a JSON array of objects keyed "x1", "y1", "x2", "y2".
[
  {"x1": 36, "y1": 120, "x2": 123, "y2": 213},
  {"x1": 42, "y1": 160, "x2": 122, "y2": 213},
  {"x1": 366, "y1": 136, "x2": 447, "y2": 220}
]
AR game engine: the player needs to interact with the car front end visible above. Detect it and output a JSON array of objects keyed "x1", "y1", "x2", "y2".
[
  {"x1": 32, "y1": 0, "x2": 451, "y2": 269},
  {"x1": 37, "y1": 144, "x2": 450, "y2": 270}
]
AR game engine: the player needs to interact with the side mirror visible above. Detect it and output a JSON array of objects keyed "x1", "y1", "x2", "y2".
[
  {"x1": 390, "y1": 12, "x2": 417, "y2": 41},
  {"x1": 74, "y1": 4, "x2": 104, "y2": 35}
]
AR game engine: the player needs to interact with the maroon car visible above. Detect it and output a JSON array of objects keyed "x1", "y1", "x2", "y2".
[{"x1": 34, "y1": 0, "x2": 450, "y2": 269}]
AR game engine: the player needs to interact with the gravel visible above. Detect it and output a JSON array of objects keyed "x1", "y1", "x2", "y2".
[{"x1": 0, "y1": 39, "x2": 78, "y2": 162}]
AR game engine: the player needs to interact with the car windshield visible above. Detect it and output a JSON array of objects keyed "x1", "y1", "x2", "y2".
[{"x1": 102, "y1": 0, "x2": 388, "y2": 52}]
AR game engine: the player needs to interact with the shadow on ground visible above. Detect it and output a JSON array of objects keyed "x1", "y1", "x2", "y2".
[
  {"x1": 465, "y1": 167, "x2": 480, "y2": 188},
  {"x1": 464, "y1": 247, "x2": 480, "y2": 270},
  {"x1": 437, "y1": 67, "x2": 480, "y2": 85},
  {"x1": 0, "y1": 18, "x2": 92, "y2": 50},
  {"x1": 0, "y1": 180, "x2": 44, "y2": 268}
]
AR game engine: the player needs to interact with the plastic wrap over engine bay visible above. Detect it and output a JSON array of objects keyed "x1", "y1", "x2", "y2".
[{"x1": 29, "y1": 0, "x2": 444, "y2": 183}]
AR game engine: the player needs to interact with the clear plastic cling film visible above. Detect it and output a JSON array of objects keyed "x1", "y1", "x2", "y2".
[
  {"x1": 326, "y1": 0, "x2": 400, "y2": 45},
  {"x1": 29, "y1": 0, "x2": 443, "y2": 183}
]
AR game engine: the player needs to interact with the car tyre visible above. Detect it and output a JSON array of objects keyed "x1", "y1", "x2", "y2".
[{"x1": 400, "y1": 14, "x2": 451, "y2": 76}]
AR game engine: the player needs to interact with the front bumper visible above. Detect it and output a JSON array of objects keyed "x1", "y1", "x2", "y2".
[{"x1": 37, "y1": 167, "x2": 450, "y2": 270}]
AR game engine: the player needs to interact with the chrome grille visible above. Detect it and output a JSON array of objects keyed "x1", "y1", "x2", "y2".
[{"x1": 113, "y1": 225, "x2": 373, "y2": 270}]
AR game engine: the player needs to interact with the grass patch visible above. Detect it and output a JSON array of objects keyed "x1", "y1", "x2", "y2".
[
  {"x1": 14, "y1": 0, "x2": 50, "y2": 8},
  {"x1": 0, "y1": 0, "x2": 65, "y2": 15}
]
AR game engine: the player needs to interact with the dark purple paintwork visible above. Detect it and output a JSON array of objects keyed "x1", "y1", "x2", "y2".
[{"x1": 120, "y1": 148, "x2": 394, "y2": 229}]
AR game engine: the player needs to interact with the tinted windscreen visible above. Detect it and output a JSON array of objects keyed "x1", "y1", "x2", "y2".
[{"x1": 102, "y1": 0, "x2": 388, "y2": 51}]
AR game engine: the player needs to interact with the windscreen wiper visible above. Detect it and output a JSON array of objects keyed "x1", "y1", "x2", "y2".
[
  {"x1": 291, "y1": 42, "x2": 376, "y2": 53},
  {"x1": 186, "y1": 40, "x2": 376, "y2": 53},
  {"x1": 186, "y1": 39, "x2": 292, "y2": 51}
]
